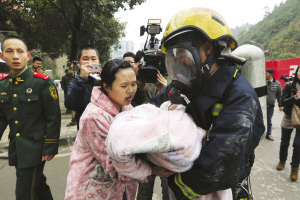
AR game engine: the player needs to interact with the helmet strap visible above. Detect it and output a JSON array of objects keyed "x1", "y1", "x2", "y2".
[
  {"x1": 189, "y1": 47, "x2": 217, "y2": 94},
  {"x1": 201, "y1": 47, "x2": 217, "y2": 78}
]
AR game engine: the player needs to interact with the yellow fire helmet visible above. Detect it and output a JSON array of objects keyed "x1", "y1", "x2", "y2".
[{"x1": 161, "y1": 7, "x2": 237, "y2": 53}]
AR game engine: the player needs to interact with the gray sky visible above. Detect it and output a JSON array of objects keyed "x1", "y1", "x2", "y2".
[{"x1": 115, "y1": 0, "x2": 286, "y2": 51}]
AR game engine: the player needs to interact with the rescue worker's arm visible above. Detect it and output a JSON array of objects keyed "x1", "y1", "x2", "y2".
[
  {"x1": 41, "y1": 79, "x2": 61, "y2": 158},
  {"x1": 168, "y1": 89, "x2": 263, "y2": 198}
]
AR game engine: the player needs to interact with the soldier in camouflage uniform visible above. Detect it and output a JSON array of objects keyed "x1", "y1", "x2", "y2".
[{"x1": 0, "y1": 36, "x2": 61, "y2": 200}]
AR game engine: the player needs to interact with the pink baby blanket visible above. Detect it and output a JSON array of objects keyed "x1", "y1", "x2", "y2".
[{"x1": 106, "y1": 102, "x2": 205, "y2": 173}]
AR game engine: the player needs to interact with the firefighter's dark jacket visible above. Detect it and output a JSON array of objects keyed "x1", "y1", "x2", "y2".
[
  {"x1": 149, "y1": 63, "x2": 265, "y2": 199},
  {"x1": 0, "y1": 68, "x2": 61, "y2": 168}
]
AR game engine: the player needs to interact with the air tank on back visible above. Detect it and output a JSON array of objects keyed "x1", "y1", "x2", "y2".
[{"x1": 232, "y1": 44, "x2": 267, "y2": 136}]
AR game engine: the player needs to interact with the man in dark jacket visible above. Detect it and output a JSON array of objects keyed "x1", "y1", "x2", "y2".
[
  {"x1": 149, "y1": 8, "x2": 265, "y2": 200},
  {"x1": 266, "y1": 68, "x2": 282, "y2": 141},
  {"x1": 61, "y1": 69, "x2": 71, "y2": 98},
  {"x1": 65, "y1": 44, "x2": 100, "y2": 130}
]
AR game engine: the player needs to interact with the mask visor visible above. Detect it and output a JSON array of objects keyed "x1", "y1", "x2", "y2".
[{"x1": 165, "y1": 48, "x2": 197, "y2": 88}]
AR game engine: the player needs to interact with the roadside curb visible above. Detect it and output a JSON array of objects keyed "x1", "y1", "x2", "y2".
[
  {"x1": 0, "y1": 133, "x2": 77, "y2": 158},
  {"x1": 58, "y1": 133, "x2": 77, "y2": 147}
]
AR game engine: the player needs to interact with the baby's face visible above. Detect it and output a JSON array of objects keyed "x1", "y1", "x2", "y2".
[{"x1": 168, "y1": 104, "x2": 178, "y2": 111}]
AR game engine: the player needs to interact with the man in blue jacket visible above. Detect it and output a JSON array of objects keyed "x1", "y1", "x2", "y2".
[
  {"x1": 149, "y1": 8, "x2": 265, "y2": 200},
  {"x1": 65, "y1": 44, "x2": 100, "y2": 130}
]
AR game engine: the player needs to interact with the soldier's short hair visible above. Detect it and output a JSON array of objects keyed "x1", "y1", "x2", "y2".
[{"x1": 1, "y1": 35, "x2": 28, "y2": 51}]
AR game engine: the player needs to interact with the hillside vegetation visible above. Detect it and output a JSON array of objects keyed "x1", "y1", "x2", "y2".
[{"x1": 236, "y1": 0, "x2": 300, "y2": 61}]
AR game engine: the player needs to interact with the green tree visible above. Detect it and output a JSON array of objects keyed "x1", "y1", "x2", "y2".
[
  {"x1": 0, "y1": 0, "x2": 145, "y2": 63},
  {"x1": 236, "y1": 0, "x2": 300, "y2": 61}
]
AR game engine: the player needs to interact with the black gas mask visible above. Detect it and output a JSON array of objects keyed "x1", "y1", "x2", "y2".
[{"x1": 165, "y1": 42, "x2": 216, "y2": 106}]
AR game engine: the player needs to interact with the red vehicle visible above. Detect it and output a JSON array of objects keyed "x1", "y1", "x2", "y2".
[
  {"x1": 0, "y1": 42, "x2": 10, "y2": 80},
  {"x1": 0, "y1": 62, "x2": 9, "y2": 80},
  {"x1": 266, "y1": 58, "x2": 300, "y2": 89}
]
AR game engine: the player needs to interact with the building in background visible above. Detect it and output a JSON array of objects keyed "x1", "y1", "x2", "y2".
[
  {"x1": 111, "y1": 40, "x2": 135, "y2": 59},
  {"x1": 42, "y1": 54, "x2": 68, "y2": 78}
]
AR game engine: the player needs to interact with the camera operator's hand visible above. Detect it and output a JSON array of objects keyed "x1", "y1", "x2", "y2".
[
  {"x1": 155, "y1": 71, "x2": 167, "y2": 93},
  {"x1": 36, "y1": 67, "x2": 44, "y2": 74},
  {"x1": 79, "y1": 63, "x2": 93, "y2": 78}
]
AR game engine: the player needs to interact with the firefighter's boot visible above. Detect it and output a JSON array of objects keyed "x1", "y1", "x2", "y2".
[
  {"x1": 290, "y1": 166, "x2": 299, "y2": 182},
  {"x1": 276, "y1": 161, "x2": 286, "y2": 171}
]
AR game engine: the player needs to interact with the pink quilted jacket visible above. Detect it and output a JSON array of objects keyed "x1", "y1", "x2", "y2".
[{"x1": 64, "y1": 87, "x2": 142, "y2": 200}]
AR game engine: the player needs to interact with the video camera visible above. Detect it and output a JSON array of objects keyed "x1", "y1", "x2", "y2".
[
  {"x1": 136, "y1": 19, "x2": 167, "y2": 83},
  {"x1": 280, "y1": 74, "x2": 294, "y2": 82}
]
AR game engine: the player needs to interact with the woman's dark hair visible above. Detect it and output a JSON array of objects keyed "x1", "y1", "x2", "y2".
[
  {"x1": 291, "y1": 67, "x2": 300, "y2": 94},
  {"x1": 100, "y1": 59, "x2": 135, "y2": 94}
]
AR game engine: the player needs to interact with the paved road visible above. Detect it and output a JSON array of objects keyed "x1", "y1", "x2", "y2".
[
  {"x1": 1, "y1": 91, "x2": 300, "y2": 199},
  {"x1": 250, "y1": 106, "x2": 300, "y2": 200},
  {"x1": 0, "y1": 145, "x2": 163, "y2": 200},
  {"x1": 0, "y1": 89, "x2": 164, "y2": 199}
]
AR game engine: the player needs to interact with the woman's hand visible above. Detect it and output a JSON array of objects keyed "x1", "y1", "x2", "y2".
[{"x1": 151, "y1": 165, "x2": 175, "y2": 177}]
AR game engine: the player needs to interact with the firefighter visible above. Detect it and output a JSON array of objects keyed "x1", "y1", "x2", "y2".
[{"x1": 149, "y1": 7, "x2": 265, "y2": 199}]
